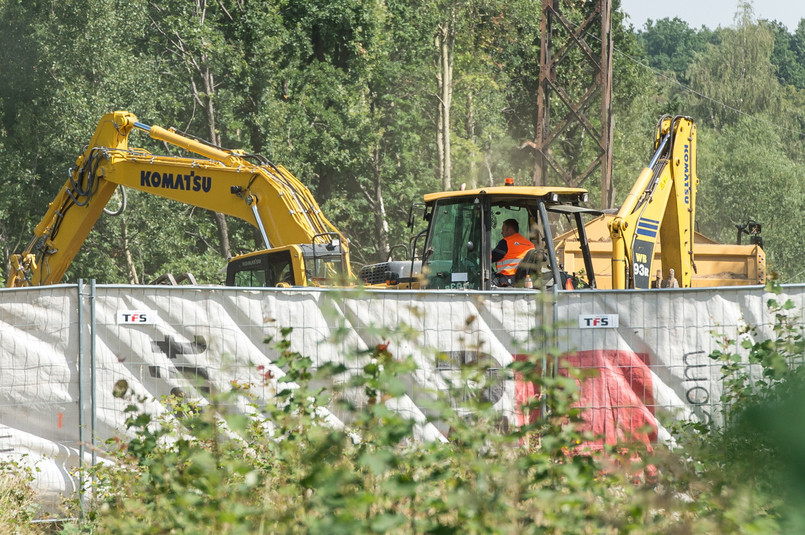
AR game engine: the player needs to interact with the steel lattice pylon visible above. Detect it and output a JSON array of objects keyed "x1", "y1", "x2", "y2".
[{"x1": 526, "y1": 0, "x2": 613, "y2": 209}]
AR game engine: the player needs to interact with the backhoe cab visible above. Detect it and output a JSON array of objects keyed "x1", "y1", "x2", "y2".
[{"x1": 366, "y1": 184, "x2": 600, "y2": 291}]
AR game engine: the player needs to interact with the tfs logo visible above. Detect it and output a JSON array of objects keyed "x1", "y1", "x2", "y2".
[
  {"x1": 117, "y1": 310, "x2": 157, "y2": 325},
  {"x1": 122, "y1": 313, "x2": 148, "y2": 323},
  {"x1": 578, "y1": 314, "x2": 618, "y2": 329},
  {"x1": 585, "y1": 317, "x2": 608, "y2": 327}
]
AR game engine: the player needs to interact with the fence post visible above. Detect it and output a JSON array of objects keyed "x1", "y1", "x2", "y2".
[
  {"x1": 77, "y1": 279, "x2": 85, "y2": 516},
  {"x1": 90, "y1": 280, "x2": 97, "y2": 473}
]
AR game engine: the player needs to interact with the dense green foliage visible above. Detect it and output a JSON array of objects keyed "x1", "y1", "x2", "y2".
[{"x1": 0, "y1": 0, "x2": 802, "y2": 282}]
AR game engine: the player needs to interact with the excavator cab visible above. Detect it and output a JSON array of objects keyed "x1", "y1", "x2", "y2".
[
  {"x1": 225, "y1": 241, "x2": 348, "y2": 288},
  {"x1": 413, "y1": 186, "x2": 598, "y2": 291},
  {"x1": 226, "y1": 246, "x2": 302, "y2": 287}
]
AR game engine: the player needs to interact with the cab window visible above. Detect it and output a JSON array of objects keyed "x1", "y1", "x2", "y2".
[
  {"x1": 425, "y1": 200, "x2": 483, "y2": 289},
  {"x1": 226, "y1": 250, "x2": 295, "y2": 287}
]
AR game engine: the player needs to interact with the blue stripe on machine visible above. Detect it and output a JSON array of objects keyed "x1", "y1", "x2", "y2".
[
  {"x1": 637, "y1": 228, "x2": 657, "y2": 238},
  {"x1": 637, "y1": 218, "x2": 659, "y2": 230},
  {"x1": 636, "y1": 218, "x2": 658, "y2": 237}
]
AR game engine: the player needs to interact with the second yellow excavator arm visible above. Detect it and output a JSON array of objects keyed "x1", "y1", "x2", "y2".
[
  {"x1": 8, "y1": 111, "x2": 350, "y2": 287},
  {"x1": 608, "y1": 116, "x2": 698, "y2": 289}
]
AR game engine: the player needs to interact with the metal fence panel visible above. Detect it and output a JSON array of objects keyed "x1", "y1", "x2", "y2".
[{"x1": 0, "y1": 283, "x2": 802, "y2": 507}]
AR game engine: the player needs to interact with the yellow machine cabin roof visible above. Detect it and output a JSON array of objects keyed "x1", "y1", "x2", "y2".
[{"x1": 423, "y1": 185, "x2": 588, "y2": 203}]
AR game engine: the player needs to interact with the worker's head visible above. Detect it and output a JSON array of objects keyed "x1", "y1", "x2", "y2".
[
  {"x1": 502, "y1": 218, "x2": 519, "y2": 237},
  {"x1": 656, "y1": 269, "x2": 661, "y2": 277},
  {"x1": 669, "y1": 268, "x2": 675, "y2": 276}
]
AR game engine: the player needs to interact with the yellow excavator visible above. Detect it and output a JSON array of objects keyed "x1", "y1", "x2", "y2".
[
  {"x1": 385, "y1": 115, "x2": 764, "y2": 291},
  {"x1": 8, "y1": 111, "x2": 350, "y2": 288},
  {"x1": 556, "y1": 115, "x2": 765, "y2": 289}
]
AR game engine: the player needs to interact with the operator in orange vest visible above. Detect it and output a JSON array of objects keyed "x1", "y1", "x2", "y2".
[{"x1": 491, "y1": 218, "x2": 535, "y2": 286}]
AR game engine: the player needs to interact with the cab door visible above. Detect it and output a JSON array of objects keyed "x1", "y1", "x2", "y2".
[{"x1": 423, "y1": 198, "x2": 486, "y2": 289}]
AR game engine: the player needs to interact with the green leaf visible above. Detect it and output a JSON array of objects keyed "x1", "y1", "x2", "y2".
[
  {"x1": 370, "y1": 513, "x2": 406, "y2": 532},
  {"x1": 359, "y1": 450, "x2": 395, "y2": 475}
]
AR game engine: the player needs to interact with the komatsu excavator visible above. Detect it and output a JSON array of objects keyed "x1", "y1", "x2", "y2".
[{"x1": 7, "y1": 111, "x2": 350, "y2": 288}]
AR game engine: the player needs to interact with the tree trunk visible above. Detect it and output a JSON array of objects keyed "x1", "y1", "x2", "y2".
[
  {"x1": 484, "y1": 150, "x2": 494, "y2": 187},
  {"x1": 199, "y1": 62, "x2": 233, "y2": 260},
  {"x1": 435, "y1": 12, "x2": 455, "y2": 191},
  {"x1": 121, "y1": 217, "x2": 140, "y2": 285},
  {"x1": 372, "y1": 145, "x2": 390, "y2": 259},
  {"x1": 435, "y1": 33, "x2": 445, "y2": 189},
  {"x1": 466, "y1": 92, "x2": 477, "y2": 189}
]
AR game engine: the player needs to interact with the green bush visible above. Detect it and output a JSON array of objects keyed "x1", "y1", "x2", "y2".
[{"x1": 0, "y1": 461, "x2": 47, "y2": 535}]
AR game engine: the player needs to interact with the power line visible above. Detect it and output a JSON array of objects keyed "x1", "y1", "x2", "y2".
[
  {"x1": 615, "y1": 46, "x2": 805, "y2": 138},
  {"x1": 568, "y1": 16, "x2": 805, "y2": 138}
]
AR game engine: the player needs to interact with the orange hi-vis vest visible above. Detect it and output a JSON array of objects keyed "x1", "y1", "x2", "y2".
[{"x1": 495, "y1": 233, "x2": 535, "y2": 276}]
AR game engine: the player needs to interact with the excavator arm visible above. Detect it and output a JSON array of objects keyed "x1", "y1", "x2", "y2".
[
  {"x1": 608, "y1": 116, "x2": 698, "y2": 289},
  {"x1": 8, "y1": 111, "x2": 350, "y2": 287}
]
